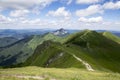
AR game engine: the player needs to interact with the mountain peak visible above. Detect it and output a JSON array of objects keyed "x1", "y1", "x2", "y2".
[
  {"x1": 59, "y1": 28, "x2": 65, "y2": 31},
  {"x1": 52, "y1": 28, "x2": 69, "y2": 36}
]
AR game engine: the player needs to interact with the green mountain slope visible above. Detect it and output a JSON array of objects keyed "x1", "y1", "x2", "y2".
[
  {"x1": 0, "y1": 37, "x2": 18, "y2": 48},
  {"x1": 67, "y1": 30, "x2": 120, "y2": 72},
  {"x1": 1, "y1": 30, "x2": 120, "y2": 73},
  {"x1": 21, "y1": 30, "x2": 120, "y2": 73},
  {"x1": 23, "y1": 41, "x2": 85, "y2": 69},
  {"x1": 0, "y1": 33, "x2": 66, "y2": 66},
  {"x1": 0, "y1": 38, "x2": 31, "y2": 66},
  {"x1": 16, "y1": 33, "x2": 66, "y2": 63},
  {"x1": 102, "y1": 31, "x2": 120, "y2": 44}
]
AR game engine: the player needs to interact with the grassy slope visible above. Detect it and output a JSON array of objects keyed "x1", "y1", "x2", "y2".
[
  {"x1": 0, "y1": 66, "x2": 120, "y2": 80},
  {"x1": 1, "y1": 30, "x2": 120, "y2": 73},
  {"x1": 22, "y1": 30, "x2": 120, "y2": 73},
  {"x1": 66, "y1": 30, "x2": 120, "y2": 72},
  {"x1": 23, "y1": 41, "x2": 85, "y2": 69},
  {"x1": 16, "y1": 33, "x2": 65, "y2": 63},
  {"x1": 102, "y1": 31, "x2": 120, "y2": 44},
  {"x1": 0, "y1": 38, "x2": 31, "y2": 66},
  {"x1": 0, "y1": 30, "x2": 120, "y2": 80},
  {"x1": 0, "y1": 37, "x2": 18, "y2": 47},
  {"x1": 0, "y1": 33, "x2": 65, "y2": 65},
  {"x1": 0, "y1": 31, "x2": 91, "y2": 66}
]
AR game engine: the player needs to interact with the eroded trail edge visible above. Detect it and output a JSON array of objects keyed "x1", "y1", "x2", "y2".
[{"x1": 73, "y1": 54, "x2": 94, "y2": 71}]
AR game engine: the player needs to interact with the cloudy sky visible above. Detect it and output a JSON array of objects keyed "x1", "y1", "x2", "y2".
[{"x1": 0, "y1": 0, "x2": 120, "y2": 31}]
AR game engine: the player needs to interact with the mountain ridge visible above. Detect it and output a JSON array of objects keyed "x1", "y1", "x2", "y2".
[{"x1": 15, "y1": 30, "x2": 120, "y2": 73}]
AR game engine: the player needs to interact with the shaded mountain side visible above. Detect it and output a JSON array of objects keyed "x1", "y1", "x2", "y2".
[
  {"x1": 102, "y1": 31, "x2": 120, "y2": 44},
  {"x1": 0, "y1": 37, "x2": 18, "y2": 48},
  {"x1": 0, "y1": 38, "x2": 30, "y2": 49},
  {"x1": 0, "y1": 37, "x2": 32, "y2": 66}
]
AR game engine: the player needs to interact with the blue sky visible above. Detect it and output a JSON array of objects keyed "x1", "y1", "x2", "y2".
[{"x1": 0, "y1": 0, "x2": 120, "y2": 31}]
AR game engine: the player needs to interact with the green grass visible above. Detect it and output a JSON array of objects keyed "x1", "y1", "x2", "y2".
[
  {"x1": 66, "y1": 31, "x2": 120, "y2": 72},
  {"x1": 102, "y1": 31, "x2": 120, "y2": 44},
  {"x1": 0, "y1": 33, "x2": 66, "y2": 65},
  {"x1": 0, "y1": 37, "x2": 18, "y2": 47},
  {"x1": 21, "y1": 30, "x2": 120, "y2": 73},
  {"x1": 23, "y1": 41, "x2": 85, "y2": 69},
  {"x1": 1, "y1": 30, "x2": 120, "y2": 74},
  {"x1": 0, "y1": 38, "x2": 31, "y2": 66},
  {"x1": 16, "y1": 33, "x2": 65, "y2": 63},
  {"x1": 0, "y1": 66, "x2": 120, "y2": 80}
]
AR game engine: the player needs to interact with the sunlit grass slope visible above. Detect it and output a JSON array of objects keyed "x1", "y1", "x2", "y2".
[
  {"x1": 0, "y1": 66, "x2": 120, "y2": 80},
  {"x1": 21, "y1": 30, "x2": 120, "y2": 73},
  {"x1": 66, "y1": 30, "x2": 120, "y2": 72},
  {"x1": 102, "y1": 31, "x2": 120, "y2": 44},
  {"x1": 17, "y1": 33, "x2": 65, "y2": 63}
]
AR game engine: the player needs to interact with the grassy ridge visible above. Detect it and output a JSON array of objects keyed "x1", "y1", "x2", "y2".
[
  {"x1": 67, "y1": 30, "x2": 120, "y2": 72},
  {"x1": 102, "y1": 31, "x2": 120, "y2": 44},
  {"x1": 21, "y1": 30, "x2": 120, "y2": 73},
  {"x1": 0, "y1": 30, "x2": 120, "y2": 73},
  {"x1": 23, "y1": 41, "x2": 85, "y2": 68}
]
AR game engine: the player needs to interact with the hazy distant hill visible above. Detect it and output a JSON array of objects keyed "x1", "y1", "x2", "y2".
[
  {"x1": 0, "y1": 37, "x2": 18, "y2": 48},
  {"x1": 0, "y1": 29, "x2": 53, "y2": 39}
]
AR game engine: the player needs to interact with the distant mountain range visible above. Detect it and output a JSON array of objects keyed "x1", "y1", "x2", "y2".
[
  {"x1": 0, "y1": 29, "x2": 53, "y2": 39},
  {"x1": 0, "y1": 29, "x2": 120, "y2": 73},
  {"x1": 0, "y1": 29, "x2": 120, "y2": 39}
]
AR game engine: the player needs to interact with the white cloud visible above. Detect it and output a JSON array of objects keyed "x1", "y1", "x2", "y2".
[
  {"x1": 22, "y1": 19, "x2": 42, "y2": 24},
  {"x1": 10, "y1": 9, "x2": 30, "y2": 17},
  {"x1": 0, "y1": 15, "x2": 14, "y2": 23},
  {"x1": 76, "y1": 4, "x2": 103, "y2": 17},
  {"x1": 0, "y1": 0, "x2": 120, "y2": 31},
  {"x1": 60, "y1": 0, "x2": 72, "y2": 5},
  {"x1": 67, "y1": 0, "x2": 72, "y2": 5},
  {"x1": 78, "y1": 16, "x2": 103, "y2": 23},
  {"x1": 47, "y1": 7, "x2": 71, "y2": 19},
  {"x1": 103, "y1": 1, "x2": 120, "y2": 9},
  {"x1": 0, "y1": 0, "x2": 56, "y2": 9},
  {"x1": 0, "y1": 7, "x2": 3, "y2": 12},
  {"x1": 0, "y1": 15, "x2": 119, "y2": 31},
  {"x1": 76, "y1": 0, "x2": 101, "y2": 4}
]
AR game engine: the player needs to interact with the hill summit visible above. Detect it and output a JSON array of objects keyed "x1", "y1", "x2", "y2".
[{"x1": 52, "y1": 28, "x2": 69, "y2": 36}]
